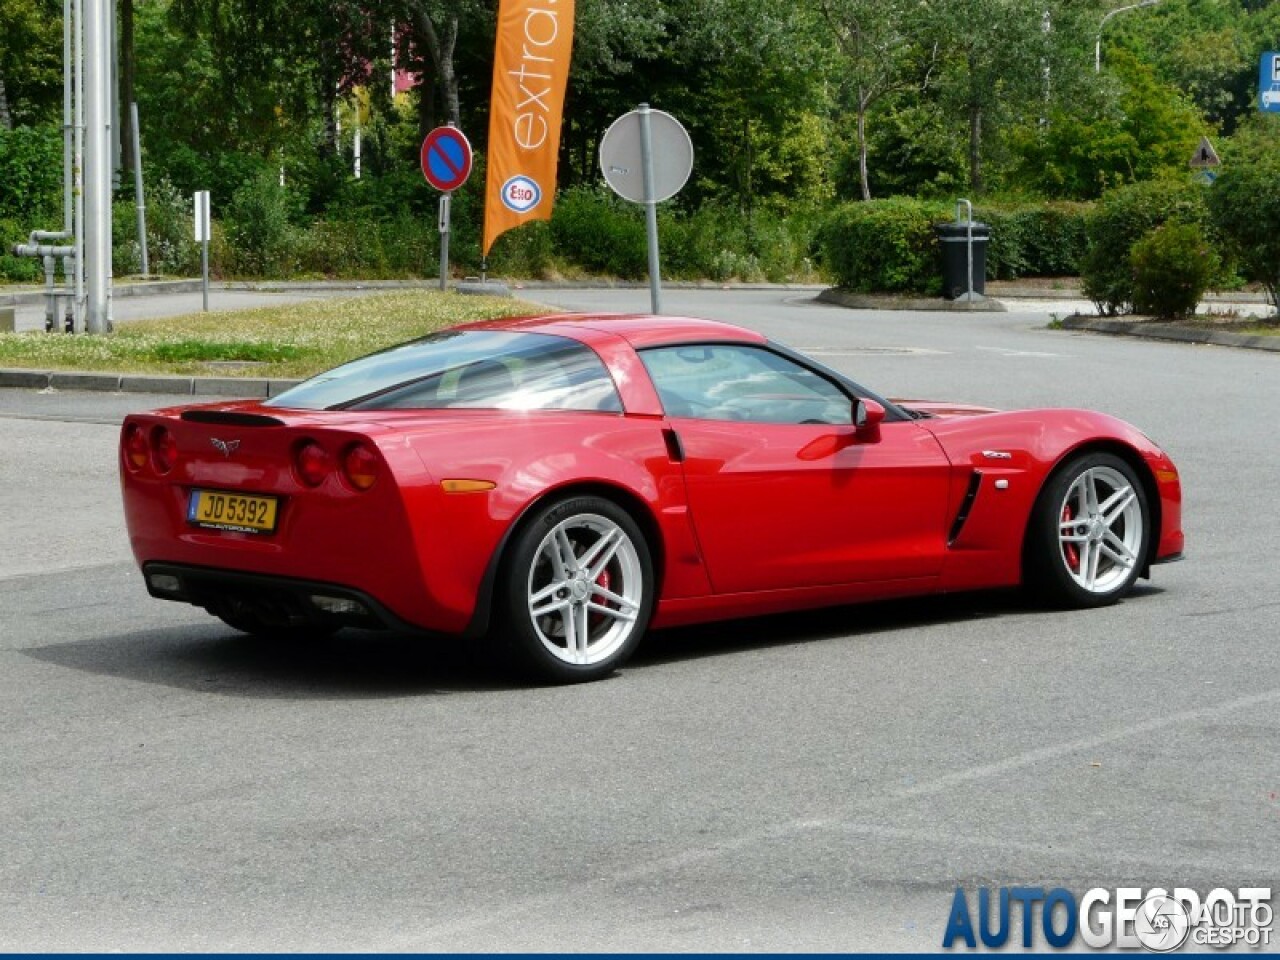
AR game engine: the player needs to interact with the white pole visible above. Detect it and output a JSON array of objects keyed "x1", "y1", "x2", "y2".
[
  {"x1": 84, "y1": 0, "x2": 111, "y2": 334},
  {"x1": 354, "y1": 126, "x2": 362, "y2": 179}
]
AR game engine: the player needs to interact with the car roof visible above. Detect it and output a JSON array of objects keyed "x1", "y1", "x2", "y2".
[{"x1": 456, "y1": 312, "x2": 767, "y2": 349}]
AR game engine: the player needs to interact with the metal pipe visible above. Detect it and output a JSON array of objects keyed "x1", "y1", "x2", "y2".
[
  {"x1": 84, "y1": 0, "x2": 110, "y2": 334},
  {"x1": 13, "y1": 244, "x2": 75, "y2": 256},
  {"x1": 1096, "y1": 0, "x2": 1160, "y2": 72},
  {"x1": 63, "y1": 0, "x2": 73, "y2": 236},
  {"x1": 109, "y1": 0, "x2": 120, "y2": 183},
  {"x1": 73, "y1": 0, "x2": 85, "y2": 332},
  {"x1": 43, "y1": 256, "x2": 57, "y2": 330},
  {"x1": 638, "y1": 103, "x2": 662, "y2": 315},
  {"x1": 131, "y1": 101, "x2": 148, "y2": 275}
]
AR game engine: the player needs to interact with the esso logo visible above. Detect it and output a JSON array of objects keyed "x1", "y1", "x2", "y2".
[{"x1": 501, "y1": 175, "x2": 542, "y2": 213}]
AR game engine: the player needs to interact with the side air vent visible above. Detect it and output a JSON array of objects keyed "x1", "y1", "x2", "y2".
[
  {"x1": 181, "y1": 411, "x2": 285, "y2": 427},
  {"x1": 948, "y1": 471, "x2": 983, "y2": 545}
]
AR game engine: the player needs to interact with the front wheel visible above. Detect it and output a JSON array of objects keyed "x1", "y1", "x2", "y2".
[
  {"x1": 1026, "y1": 452, "x2": 1149, "y2": 608},
  {"x1": 497, "y1": 496, "x2": 655, "y2": 683}
]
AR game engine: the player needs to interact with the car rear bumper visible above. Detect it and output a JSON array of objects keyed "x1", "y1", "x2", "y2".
[{"x1": 142, "y1": 562, "x2": 428, "y2": 634}]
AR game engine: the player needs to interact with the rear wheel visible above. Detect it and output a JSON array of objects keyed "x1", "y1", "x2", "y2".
[
  {"x1": 1026, "y1": 452, "x2": 1149, "y2": 608},
  {"x1": 497, "y1": 496, "x2": 654, "y2": 683}
]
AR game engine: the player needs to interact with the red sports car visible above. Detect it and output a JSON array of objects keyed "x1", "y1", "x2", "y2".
[{"x1": 119, "y1": 314, "x2": 1183, "y2": 682}]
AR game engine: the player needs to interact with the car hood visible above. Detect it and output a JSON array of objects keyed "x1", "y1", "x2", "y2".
[{"x1": 891, "y1": 399, "x2": 1000, "y2": 418}]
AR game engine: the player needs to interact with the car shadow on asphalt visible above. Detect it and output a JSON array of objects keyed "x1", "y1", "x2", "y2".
[
  {"x1": 633, "y1": 584, "x2": 1166, "y2": 669},
  {"x1": 23, "y1": 623, "x2": 524, "y2": 698},
  {"x1": 24, "y1": 585, "x2": 1164, "y2": 697}
]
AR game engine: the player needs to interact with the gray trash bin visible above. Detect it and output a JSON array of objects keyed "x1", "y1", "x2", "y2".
[{"x1": 937, "y1": 220, "x2": 990, "y2": 299}]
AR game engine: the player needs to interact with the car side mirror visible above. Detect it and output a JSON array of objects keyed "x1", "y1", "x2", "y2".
[{"x1": 853, "y1": 397, "x2": 885, "y2": 442}]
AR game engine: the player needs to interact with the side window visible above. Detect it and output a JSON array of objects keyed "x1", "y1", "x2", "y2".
[
  {"x1": 639, "y1": 344, "x2": 852, "y2": 425},
  {"x1": 352, "y1": 339, "x2": 623, "y2": 412}
]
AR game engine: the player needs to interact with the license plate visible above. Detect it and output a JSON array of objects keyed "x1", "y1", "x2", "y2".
[{"x1": 188, "y1": 489, "x2": 279, "y2": 534}]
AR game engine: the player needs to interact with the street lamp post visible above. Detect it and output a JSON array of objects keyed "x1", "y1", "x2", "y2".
[{"x1": 1096, "y1": 0, "x2": 1160, "y2": 73}]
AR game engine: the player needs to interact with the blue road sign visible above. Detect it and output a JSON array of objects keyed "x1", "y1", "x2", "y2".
[
  {"x1": 1260, "y1": 52, "x2": 1280, "y2": 112},
  {"x1": 420, "y1": 127, "x2": 473, "y2": 192}
]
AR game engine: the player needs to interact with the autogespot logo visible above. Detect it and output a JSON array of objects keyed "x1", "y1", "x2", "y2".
[
  {"x1": 942, "y1": 886, "x2": 1273, "y2": 951},
  {"x1": 501, "y1": 175, "x2": 542, "y2": 213}
]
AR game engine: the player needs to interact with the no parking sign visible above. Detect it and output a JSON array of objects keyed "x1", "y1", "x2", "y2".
[
  {"x1": 420, "y1": 126, "x2": 473, "y2": 193},
  {"x1": 419, "y1": 126, "x2": 473, "y2": 291}
]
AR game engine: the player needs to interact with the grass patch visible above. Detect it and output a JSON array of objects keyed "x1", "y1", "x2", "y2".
[{"x1": 0, "y1": 290, "x2": 547, "y2": 378}]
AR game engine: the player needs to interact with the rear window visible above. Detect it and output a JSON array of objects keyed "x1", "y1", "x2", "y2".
[{"x1": 266, "y1": 330, "x2": 623, "y2": 413}]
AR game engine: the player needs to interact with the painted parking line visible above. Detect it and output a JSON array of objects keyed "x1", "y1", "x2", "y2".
[
  {"x1": 800, "y1": 346, "x2": 949, "y2": 357},
  {"x1": 976, "y1": 345, "x2": 1072, "y2": 358}
]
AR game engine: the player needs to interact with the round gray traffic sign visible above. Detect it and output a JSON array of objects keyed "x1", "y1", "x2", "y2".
[{"x1": 599, "y1": 108, "x2": 693, "y2": 204}]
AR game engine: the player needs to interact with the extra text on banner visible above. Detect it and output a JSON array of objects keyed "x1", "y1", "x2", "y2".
[{"x1": 483, "y1": 0, "x2": 575, "y2": 255}]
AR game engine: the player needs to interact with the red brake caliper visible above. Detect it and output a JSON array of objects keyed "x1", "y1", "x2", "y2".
[
  {"x1": 1062, "y1": 504, "x2": 1079, "y2": 571},
  {"x1": 589, "y1": 569, "x2": 611, "y2": 626}
]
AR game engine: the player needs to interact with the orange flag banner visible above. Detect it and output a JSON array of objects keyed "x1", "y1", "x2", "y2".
[{"x1": 483, "y1": 0, "x2": 575, "y2": 256}]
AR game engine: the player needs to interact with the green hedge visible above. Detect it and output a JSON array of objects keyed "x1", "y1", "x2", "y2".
[
  {"x1": 973, "y1": 202, "x2": 1090, "y2": 279},
  {"x1": 820, "y1": 198, "x2": 1093, "y2": 295},
  {"x1": 819, "y1": 198, "x2": 948, "y2": 294}
]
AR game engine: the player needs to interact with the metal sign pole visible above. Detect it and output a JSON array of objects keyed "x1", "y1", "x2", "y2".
[
  {"x1": 131, "y1": 101, "x2": 148, "y2": 275},
  {"x1": 439, "y1": 193, "x2": 451, "y2": 292},
  {"x1": 957, "y1": 198, "x2": 974, "y2": 301},
  {"x1": 638, "y1": 103, "x2": 662, "y2": 315},
  {"x1": 194, "y1": 190, "x2": 210, "y2": 311}
]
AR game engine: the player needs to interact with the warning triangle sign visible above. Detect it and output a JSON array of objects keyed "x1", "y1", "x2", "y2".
[{"x1": 1189, "y1": 136, "x2": 1221, "y2": 169}]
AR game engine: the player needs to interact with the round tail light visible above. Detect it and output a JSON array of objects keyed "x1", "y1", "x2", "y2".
[
  {"x1": 123, "y1": 424, "x2": 149, "y2": 471},
  {"x1": 342, "y1": 444, "x2": 379, "y2": 492},
  {"x1": 294, "y1": 441, "x2": 331, "y2": 487},
  {"x1": 152, "y1": 426, "x2": 177, "y2": 474}
]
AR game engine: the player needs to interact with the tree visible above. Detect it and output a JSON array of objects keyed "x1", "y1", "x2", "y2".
[
  {"x1": 0, "y1": 0, "x2": 62, "y2": 129},
  {"x1": 922, "y1": 0, "x2": 1087, "y2": 194},
  {"x1": 1208, "y1": 117, "x2": 1280, "y2": 321},
  {"x1": 815, "y1": 0, "x2": 928, "y2": 200}
]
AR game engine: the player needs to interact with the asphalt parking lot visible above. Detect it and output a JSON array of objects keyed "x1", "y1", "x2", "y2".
[{"x1": 0, "y1": 288, "x2": 1276, "y2": 950}]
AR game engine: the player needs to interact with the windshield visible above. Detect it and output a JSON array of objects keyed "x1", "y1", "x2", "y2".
[{"x1": 266, "y1": 330, "x2": 623, "y2": 413}]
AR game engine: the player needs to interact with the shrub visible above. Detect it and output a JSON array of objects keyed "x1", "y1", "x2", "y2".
[
  {"x1": 223, "y1": 171, "x2": 305, "y2": 276},
  {"x1": 819, "y1": 198, "x2": 947, "y2": 294},
  {"x1": 112, "y1": 176, "x2": 202, "y2": 277},
  {"x1": 1129, "y1": 223, "x2": 1219, "y2": 320},
  {"x1": 1080, "y1": 178, "x2": 1212, "y2": 315},
  {"x1": 0, "y1": 124, "x2": 61, "y2": 224},
  {"x1": 975, "y1": 202, "x2": 1091, "y2": 279},
  {"x1": 549, "y1": 186, "x2": 647, "y2": 279}
]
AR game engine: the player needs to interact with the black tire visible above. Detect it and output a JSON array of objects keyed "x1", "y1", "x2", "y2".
[
  {"x1": 1025, "y1": 451, "x2": 1150, "y2": 608},
  {"x1": 495, "y1": 495, "x2": 655, "y2": 683}
]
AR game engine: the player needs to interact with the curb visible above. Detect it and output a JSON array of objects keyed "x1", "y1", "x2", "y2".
[
  {"x1": 0, "y1": 368, "x2": 302, "y2": 396},
  {"x1": 1060, "y1": 316, "x2": 1280, "y2": 352},
  {"x1": 1, "y1": 278, "x2": 831, "y2": 309},
  {"x1": 816, "y1": 288, "x2": 1007, "y2": 312}
]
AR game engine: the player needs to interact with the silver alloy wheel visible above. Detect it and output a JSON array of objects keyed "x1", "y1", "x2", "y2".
[
  {"x1": 526, "y1": 513, "x2": 644, "y2": 666},
  {"x1": 1057, "y1": 465, "x2": 1144, "y2": 594}
]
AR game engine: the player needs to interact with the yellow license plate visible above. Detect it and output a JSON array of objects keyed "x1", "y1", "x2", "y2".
[{"x1": 188, "y1": 489, "x2": 279, "y2": 534}]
